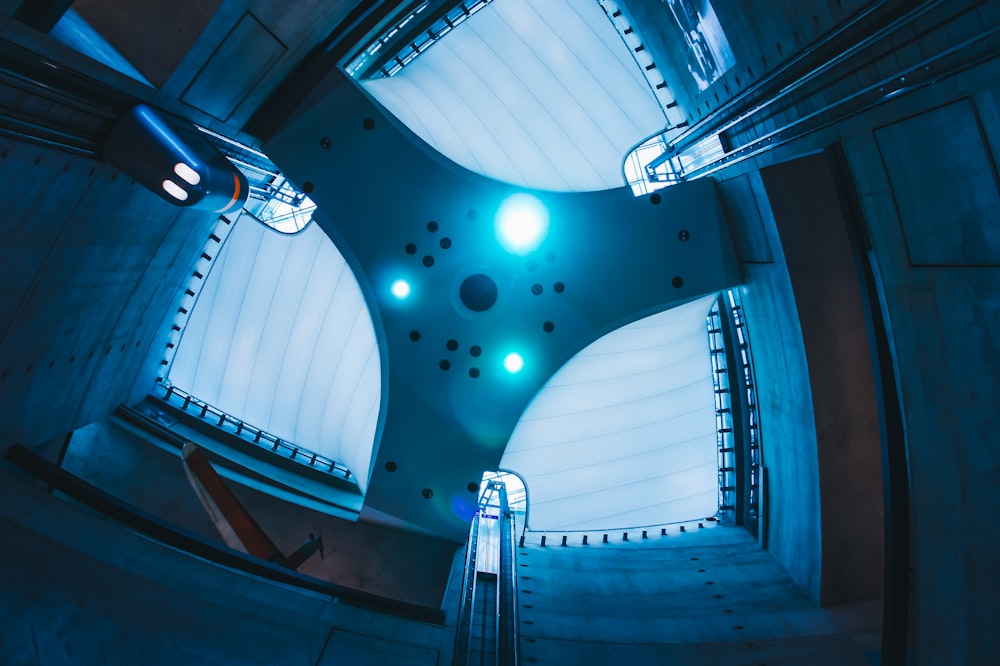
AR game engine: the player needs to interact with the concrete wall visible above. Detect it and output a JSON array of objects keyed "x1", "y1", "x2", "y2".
[
  {"x1": 715, "y1": 169, "x2": 824, "y2": 601},
  {"x1": 839, "y1": 68, "x2": 1000, "y2": 665},
  {"x1": 515, "y1": 527, "x2": 880, "y2": 666},
  {"x1": 59, "y1": 417, "x2": 461, "y2": 607},
  {"x1": 712, "y1": 31, "x2": 1000, "y2": 665},
  {"x1": 620, "y1": 0, "x2": 874, "y2": 127},
  {"x1": 759, "y1": 154, "x2": 884, "y2": 606},
  {"x1": 0, "y1": 137, "x2": 217, "y2": 450},
  {"x1": 0, "y1": 462, "x2": 457, "y2": 665}
]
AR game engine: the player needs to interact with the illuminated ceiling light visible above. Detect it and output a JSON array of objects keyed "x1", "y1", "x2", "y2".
[
  {"x1": 173, "y1": 161, "x2": 201, "y2": 186},
  {"x1": 390, "y1": 279, "x2": 411, "y2": 299},
  {"x1": 495, "y1": 193, "x2": 549, "y2": 255},
  {"x1": 161, "y1": 179, "x2": 189, "y2": 201},
  {"x1": 503, "y1": 352, "x2": 524, "y2": 374}
]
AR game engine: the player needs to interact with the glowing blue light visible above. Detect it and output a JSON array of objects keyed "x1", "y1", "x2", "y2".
[
  {"x1": 503, "y1": 352, "x2": 524, "y2": 374},
  {"x1": 390, "y1": 279, "x2": 411, "y2": 299},
  {"x1": 495, "y1": 194, "x2": 549, "y2": 255}
]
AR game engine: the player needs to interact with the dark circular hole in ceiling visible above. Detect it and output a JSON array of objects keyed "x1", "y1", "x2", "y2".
[
  {"x1": 469, "y1": 367, "x2": 480, "y2": 378},
  {"x1": 470, "y1": 345, "x2": 482, "y2": 357},
  {"x1": 650, "y1": 192, "x2": 662, "y2": 205},
  {"x1": 422, "y1": 488, "x2": 434, "y2": 499},
  {"x1": 678, "y1": 229, "x2": 690, "y2": 241},
  {"x1": 427, "y1": 220, "x2": 439, "y2": 233},
  {"x1": 385, "y1": 461, "x2": 397, "y2": 472},
  {"x1": 362, "y1": 117, "x2": 375, "y2": 130},
  {"x1": 302, "y1": 182, "x2": 314, "y2": 193},
  {"x1": 531, "y1": 283, "x2": 543, "y2": 295},
  {"x1": 460, "y1": 274, "x2": 498, "y2": 312},
  {"x1": 672, "y1": 276, "x2": 684, "y2": 288},
  {"x1": 440, "y1": 237, "x2": 452, "y2": 249},
  {"x1": 467, "y1": 482, "x2": 479, "y2": 493},
  {"x1": 422, "y1": 255, "x2": 435, "y2": 267},
  {"x1": 543, "y1": 321, "x2": 554, "y2": 332},
  {"x1": 405, "y1": 243, "x2": 417, "y2": 255},
  {"x1": 409, "y1": 330, "x2": 421, "y2": 342},
  {"x1": 439, "y1": 359, "x2": 451, "y2": 371},
  {"x1": 553, "y1": 281, "x2": 565, "y2": 293},
  {"x1": 446, "y1": 339, "x2": 459, "y2": 351}
]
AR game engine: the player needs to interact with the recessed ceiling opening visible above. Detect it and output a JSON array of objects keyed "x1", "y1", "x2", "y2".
[
  {"x1": 500, "y1": 295, "x2": 720, "y2": 531},
  {"x1": 167, "y1": 217, "x2": 381, "y2": 493}
]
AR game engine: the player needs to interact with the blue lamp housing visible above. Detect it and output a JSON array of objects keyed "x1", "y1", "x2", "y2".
[{"x1": 102, "y1": 104, "x2": 248, "y2": 215}]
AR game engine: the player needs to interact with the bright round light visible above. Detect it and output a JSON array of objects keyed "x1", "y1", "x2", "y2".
[
  {"x1": 390, "y1": 279, "x2": 411, "y2": 299},
  {"x1": 495, "y1": 194, "x2": 549, "y2": 255},
  {"x1": 503, "y1": 352, "x2": 524, "y2": 374}
]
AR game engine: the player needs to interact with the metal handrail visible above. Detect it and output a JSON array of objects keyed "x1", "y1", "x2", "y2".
[
  {"x1": 158, "y1": 383, "x2": 354, "y2": 482},
  {"x1": 455, "y1": 479, "x2": 519, "y2": 666},
  {"x1": 454, "y1": 507, "x2": 482, "y2": 666},
  {"x1": 707, "y1": 302, "x2": 736, "y2": 522}
]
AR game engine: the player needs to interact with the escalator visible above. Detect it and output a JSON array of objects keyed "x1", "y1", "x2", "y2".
[{"x1": 454, "y1": 480, "x2": 519, "y2": 666}]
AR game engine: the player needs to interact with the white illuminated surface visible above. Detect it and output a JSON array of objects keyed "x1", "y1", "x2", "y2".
[
  {"x1": 363, "y1": 0, "x2": 666, "y2": 191},
  {"x1": 169, "y1": 217, "x2": 381, "y2": 492},
  {"x1": 161, "y1": 179, "x2": 188, "y2": 201},
  {"x1": 390, "y1": 279, "x2": 411, "y2": 299},
  {"x1": 495, "y1": 193, "x2": 548, "y2": 254},
  {"x1": 500, "y1": 295, "x2": 720, "y2": 531},
  {"x1": 173, "y1": 161, "x2": 201, "y2": 186},
  {"x1": 503, "y1": 352, "x2": 525, "y2": 374}
]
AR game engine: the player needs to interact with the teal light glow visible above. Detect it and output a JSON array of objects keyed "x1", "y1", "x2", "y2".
[
  {"x1": 495, "y1": 194, "x2": 549, "y2": 255},
  {"x1": 390, "y1": 279, "x2": 411, "y2": 299},
  {"x1": 503, "y1": 352, "x2": 524, "y2": 374}
]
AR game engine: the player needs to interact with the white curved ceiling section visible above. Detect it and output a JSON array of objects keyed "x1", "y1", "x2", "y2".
[
  {"x1": 362, "y1": 0, "x2": 667, "y2": 192},
  {"x1": 500, "y1": 295, "x2": 719, "y2": 531},
  {"x1": 168, "y1": 218, "x2": 381, "y2": 492}
]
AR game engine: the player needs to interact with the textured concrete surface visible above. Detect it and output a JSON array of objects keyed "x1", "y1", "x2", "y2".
[
  {"x1": 717, "y1": 166, "x2": 824, "y2": 601},
  {"x1": 0, "y1": 138, "x2": 217, "y2": 450},
  {"x1": 840, "y1": 71, "x2": 1000, "y2": 665},
  {"x1": 0, "y1": 463, "x2": 457, "y2": 666},
  {"x1": 711, "y1": 33, "x2": 1000, "y2": 665},
  {"x1": 760, "y1": 153, "x2": 884, "y2": 605},
  {"x1": 58, "y1": 417, "x2": 460, "y2": 607},
  {"x1": 516, "y1": 526, "x2": 880, "y2": 666}
]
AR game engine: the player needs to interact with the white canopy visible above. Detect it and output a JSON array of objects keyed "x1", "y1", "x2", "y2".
[
  {"x1": 169, "y1": 217, "x2": 381, "y2": 492},
  {"x1": 501, "y1": 295, "x2": 719, "y2": 530},
  {"x1": 363, "y1": 0, "x2": 667, "y2": 191}
]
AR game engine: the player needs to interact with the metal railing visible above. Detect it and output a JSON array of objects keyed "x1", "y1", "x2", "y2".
[
  {"x1": 727, "y1": 290, "x2": 762, "y2": 529},
  {"x1": 347, "y1": 0, "x2": 497, "y2": 80},
  {"x1": 455, "y1": 479, "x2": 519, "y2": 666},
  {"x1": 707, "y1": 301, "x2": 736, "y2": 523},
  {"x1": 158, "y1": 383, "x2": 354, "y2": 482},
  {"x1": 194, "y1": 125, "x2": 314, "y2": 234},
  {"x1": 707, "y1": 290, "x2": 762, "y2": 530}
]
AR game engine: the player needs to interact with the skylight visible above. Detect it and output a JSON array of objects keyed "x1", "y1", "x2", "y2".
[
  {"x1": 500, "y1": 295, "x2": 720, "y2": 531},
  {"x1": 361, "y1": 0, "x2": 667, "y2": 191},
  {"x1": 167, "y1": 216, "x2": 381, "y2": 492}
]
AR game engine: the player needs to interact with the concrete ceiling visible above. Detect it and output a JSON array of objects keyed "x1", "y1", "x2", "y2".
[{"x1": 263, "y1": 71, "x2": 741, "y2": 541}]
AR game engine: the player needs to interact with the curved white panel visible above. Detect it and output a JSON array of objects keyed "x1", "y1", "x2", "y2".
[
  {"x1": 500, "y1": 295, "x2": 719, "y2": 530},
  {"x1": 363, "y1": 0, "x2": 666, "y2": 192},
  {"x1": 169, "y1": 218, "x2": 381, "y2": 492}
]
